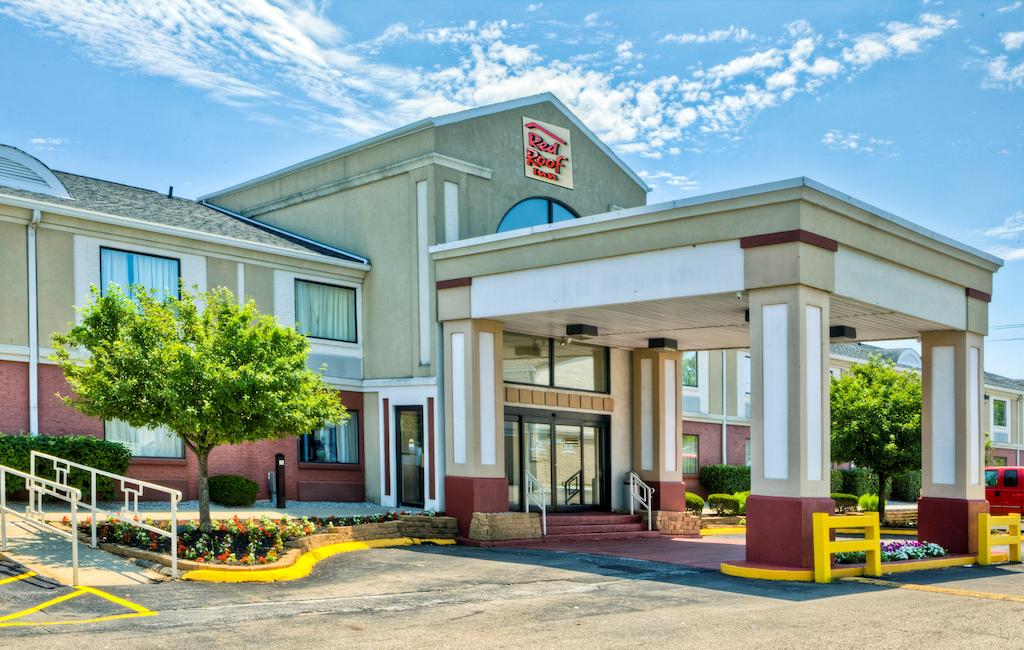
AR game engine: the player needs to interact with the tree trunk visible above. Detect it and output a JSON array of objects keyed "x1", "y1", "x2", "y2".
[
  {"x1": 197, "y1": 449, "x2": 212, "y2": 533},
  {"x1": 877, "y1": 472, "x2": 888, "y2": 528}
]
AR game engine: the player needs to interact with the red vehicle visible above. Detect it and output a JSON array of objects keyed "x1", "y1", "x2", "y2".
[{"x1": 985, "y1": 466, "x2": 1023, "y2": 516}]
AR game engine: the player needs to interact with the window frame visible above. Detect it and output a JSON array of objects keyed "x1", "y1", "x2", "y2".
[
  {"x1": 496, "y1": 197, "x2": 579, "y2": 233},
  {"x1": 99, "y1": 245, "x2": 182, "y2": 298},
  {"x1": 991, "y1": 397, "x2": 1011, "y2": 444},
  {"x1": 293, "y1": 278, "x2": 359, "y2": 344},
  {"x1": 103, "y1": 420, "x2": 185, "y2": 460},
  {"x1": 297, "y1": 411, "x2": 361, "y2": 466},
  {"x1": 502, "y1": 333, "x2": 611, "y2": 395},
  {"x1": 681, "y1": 433, "x2": 700, "y2": 475}
]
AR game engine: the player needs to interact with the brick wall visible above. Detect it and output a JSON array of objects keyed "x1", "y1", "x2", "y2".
[
  {"x1": 682, "y1": 419, "x2": 751, "y2": 496},
  {"x1": 0, "y1": 361, "x2": 29, "y2": 433},
  {"x1": 1, "y1": 362, "x2": 366, "y2": 502}
]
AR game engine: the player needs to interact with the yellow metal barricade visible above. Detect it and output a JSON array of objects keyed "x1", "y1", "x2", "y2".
[
  {"x1": 812, "y1": 512, "x2": 881, "y2": 583},
  {"x1": 978, "y1": 513, "x2": 1022, "y2": 565}
]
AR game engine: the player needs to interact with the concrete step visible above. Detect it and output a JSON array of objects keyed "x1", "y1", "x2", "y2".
[
  {"x1": 541, "y1": 530, "x2": 662, "y2": 542},
  {"x1": 544, "y1": 514, "x2": 642, "y2": 526},
  {"x1": 546, "y1": 523, "x2": 646, "y2": 535}
]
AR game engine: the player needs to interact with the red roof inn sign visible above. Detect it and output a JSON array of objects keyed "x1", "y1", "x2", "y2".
[{"x1": 522, "y1": 117, "x2": 574, "y2": 190}]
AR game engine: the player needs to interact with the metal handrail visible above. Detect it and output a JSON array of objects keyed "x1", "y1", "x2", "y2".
[
  {"x1": 628, "y1": 472, "x2": 655, "y2": 531},
  {"x1": 1, "y1": 464, "x2": 82, "y2": 585},
  {"x1": 31, "y1": 450, "x2": 183, "y2": 578},
  {"x1": 525, "y1": 470, "x2": 549, "y2": 535}
]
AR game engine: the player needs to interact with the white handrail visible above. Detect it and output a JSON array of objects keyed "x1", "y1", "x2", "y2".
[
  {"x1": 628, "y1": 472, "x2": 655, "y2": 531},
  {"x1": 525, "y1": 470, "x2": 548, "y2": 536},
  {"x1": 1, "y1": 464, "x2": 82, "y2": 585},
  {"x1": 31, "y1": 450, "x2": 183, "y2": 578}
]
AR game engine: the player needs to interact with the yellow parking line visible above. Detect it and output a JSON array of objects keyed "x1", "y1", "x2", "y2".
[
  {"x1": 77, "y1": 585, "x2": 155, "y2": 615},
  {"x1": 0, "y1": 588, "x2": 87, "y2": 623},
  {"x1": 842, "y1": 576, "x2": 1024, "y2": 603},
  {"x1": 0, "y1": 570, "x2": 37, "y2": 586},
  {"x1": 0, "y1": 584, "x2": 155, "y2": 627}
]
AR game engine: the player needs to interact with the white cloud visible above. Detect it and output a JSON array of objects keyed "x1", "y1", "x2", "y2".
[
  {"x1": 821, "y1": 130, "x2": 897, "y2": 156},
  {"x1": 0, "y1": 4, "x2": 960, "y2": 159},
  {"x1": 997, "y1": 1, "x2": 1021, "y2": 12},
  {"x1": 985, "y1": 211, "x2": 1024, "y2": 239},
  {"x1": 983, "y1": 55, "x2": 1024, "y2": 88},
  {"x1": 526, "y1": 3, "x2": 543, "y2": 11},
  {"x1": 660, "y1": 25, "x2": 754, "y2": 45},
  {"x1": 638, "y1": 170, "x2": 699, "y2": 191},
  {"x1": 842, "y1": 13, "x2": 957, "y2": 68},
  {"x1": 28, "y1": 136, "x2": 68, "y2": 150},
  {"x1": 1002, "y1": 31, "x2": 1024, "y2": 51}
]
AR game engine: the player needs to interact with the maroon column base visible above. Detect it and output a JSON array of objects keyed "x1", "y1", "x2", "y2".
[
  {"x1": 650, "y1": 480, "x2": 686, "y2": 511},
  {"x1": 746, "y1": 495, "x2": 835, "y2": 568},
  {"x1": 918, "y1": 497, "x2": 989, "y2": 555},
  {"x1": 444, "y1": 476, "x2": 509, "y2": 537}
]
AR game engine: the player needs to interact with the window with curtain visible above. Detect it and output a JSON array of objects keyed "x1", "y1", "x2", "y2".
[
  {"x1": 298, "y1": 413, "x2": 360, "y2": 464},
  {"x1": 294, "y1": 280, "x2": 357, "y2": 342},
  {"x1": 105, "y1": 420, "x2": 183, "y2": 458},
  {"x1": 682, "y1": 351, "x2": 699, "y2": 388},
  {"x1": 682, "y1": 434, "x2": 699, "y2": 474},
  {"x1": 100, "y1": 247, "x2": 180, "y2": 302}
]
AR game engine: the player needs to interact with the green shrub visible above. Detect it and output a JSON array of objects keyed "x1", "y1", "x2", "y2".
[
  {"x1": 707, "y1": 493, "x2": 741, "y2": 516},
  {"x1": 858, "y1": 494, "x2": 880, "y2": 512},
  {"x1": 734, "y1": 490, "x2": 751, "y2": 515},
  {"x1": 0, "y1": 434, "x2": 131, "y2": 500},
  {"x1": 685, "y1": 492, "x2": 705, "y2": 516},
  {"x1": 831, "y1": 493, "x2": 859, "y2": 513},
  {"x1": 208, "y1": 474, "x2": 259, "y2": 507},
  {"x1": 830, "y1": 469, "x2": 845, "y2": 494},
  {"x1": 699, "y1": 464, "x2": 751, "y2": 495},
  {"x1": 840, "y1": 468, "x2": 880, "y2": 497},
  {"x1": 889, "y1": 471, "x2": 922, "y2": 502}
]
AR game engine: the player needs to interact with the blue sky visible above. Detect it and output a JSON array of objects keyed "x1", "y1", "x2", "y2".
[{"x1": 1, "y1": 1, "x2": 1022, "y2": 375}]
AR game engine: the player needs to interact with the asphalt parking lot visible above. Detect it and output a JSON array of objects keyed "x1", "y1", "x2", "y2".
[{"x1": 2, "y1": 547, "x2": 1024, "y2": 648}]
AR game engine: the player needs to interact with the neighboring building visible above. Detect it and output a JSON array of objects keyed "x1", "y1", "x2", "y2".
[
  {"x1": 0, "y1": 93, "x2": 1006, "y2": 565},
  {"x1": 680, "y1": 343, "x2": 1024, "y2": 496}
]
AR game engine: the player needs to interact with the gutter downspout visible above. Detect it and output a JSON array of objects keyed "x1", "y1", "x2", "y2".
[
  {"x1": 721, "y1": 350, "x2": 728, "y2": 464},
  {"x1": 28, "y1": 209, "x2": 41, "y2": 435}
]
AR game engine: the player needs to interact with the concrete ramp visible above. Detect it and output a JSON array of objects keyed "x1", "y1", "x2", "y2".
[{"x1": 0, "y1": 519, "x2": 163, "y2": 586}]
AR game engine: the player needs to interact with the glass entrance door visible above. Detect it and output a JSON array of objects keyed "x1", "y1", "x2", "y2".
[
  {"x1": 395, "y1": 406, "x2": 424, "y2": 508},
  {"x1": 505, "y1": 410, "x2": 608, "y2": 512}
]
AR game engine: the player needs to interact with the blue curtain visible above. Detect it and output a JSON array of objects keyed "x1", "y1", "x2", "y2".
[
  {"x1": 100, "y1": 248, "x2": 179, "y2": 302},
  {"x1": 294, "y1": 280, "x2": 356, "y2": 342}
]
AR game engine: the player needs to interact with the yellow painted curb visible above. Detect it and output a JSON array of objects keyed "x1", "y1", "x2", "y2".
[
  {"x1": 701, "y1": 527, "x2": 747, "y2": 536},
  {"x1": 182, "y1": 537, "x2": 456, "y2": 583},
  {"x1": 721, "y1": 552, "x2": 1010, "y2": 583}
]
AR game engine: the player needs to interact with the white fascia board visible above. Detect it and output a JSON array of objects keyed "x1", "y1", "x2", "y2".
[{"x1": 0, "y1": 192, "x2": 370, "y2": 272}]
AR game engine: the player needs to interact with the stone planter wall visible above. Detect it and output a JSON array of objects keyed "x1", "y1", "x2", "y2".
[
  {"x1": 644, "y1": 511, "x2": 701, "y2": 536},
  {"x1": 467, "y1": 512, "x2": 542, "y2": 542},
  {"x1": 883, "y1": 509, "x2": 917, "y2": 526}
]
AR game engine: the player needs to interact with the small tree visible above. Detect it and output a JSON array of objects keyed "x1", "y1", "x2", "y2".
[
  {"x1": 52, "y1": 284, "x2": 345, "y2": 531},
  {"x1": 830, "y1": 355, "x2": 922, "y2": 525}
]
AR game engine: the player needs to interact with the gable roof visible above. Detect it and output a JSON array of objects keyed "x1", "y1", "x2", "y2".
[
  {"x1": 0, "y1": 169, "x2": 368, "y2": 267},
  {"x1": 200, "y1": 92, "x2": 651, "y2": 201}
]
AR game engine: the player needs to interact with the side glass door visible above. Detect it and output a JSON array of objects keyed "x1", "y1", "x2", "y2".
[
  {"x1": 555, "y1": 424, "x2": 583, "y2": 507},
  {"x1": 504, "y1": 418, "x2": 522, "y2": 511},
  {"x1": 396, "y1": 406, "x2": 424, "y2": 508},
  {"x1": 525, "y1": 421, "x2": 553, "y2": 508}
]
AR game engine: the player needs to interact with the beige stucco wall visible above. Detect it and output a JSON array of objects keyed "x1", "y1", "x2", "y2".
[
  {"x1": 0, "y1": 221, "x2": 28, "y2": 346},
  {"x1": 206, "y1": 257, "x2": 238, "y2": 295},
  {"x1": 35, "y1": 227, "x2": 75, "y2": 343},
  {"x1": 435, "y1": 102, "x2": 647, "y2": 236},
  {"x1": 243, "y1": 263, "x2": 274, "y2": 313}
]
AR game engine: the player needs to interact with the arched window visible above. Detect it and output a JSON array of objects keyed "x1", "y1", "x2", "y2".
[{"x1": 497, "y1": 197, "x2": 578, "y2": 233}]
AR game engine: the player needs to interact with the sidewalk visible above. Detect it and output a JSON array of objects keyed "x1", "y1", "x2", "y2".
[{"x1": 0, "y1": 517, "x2": 164, "y2": 586}]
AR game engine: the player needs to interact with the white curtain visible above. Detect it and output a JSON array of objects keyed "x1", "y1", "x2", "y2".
[
  {"x1": 101, "y1": 248, "x2": 179, "y2": 302},
  {"x1": 106, "y1": 420, "x2": 183, "y2": 458},
  {"x1": 295, "y1": 280, "x2": 356, "y2": 342}
]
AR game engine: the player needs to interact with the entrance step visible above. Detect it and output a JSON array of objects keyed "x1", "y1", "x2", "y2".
[{"x1": 540, "y1": 513, "x2": 660, "y2": 543}]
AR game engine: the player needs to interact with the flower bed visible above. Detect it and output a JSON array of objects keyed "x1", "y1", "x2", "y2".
[
  {"x1": 835, "y1": 539, "x2": 945, "y2": 564},
  {"x1": 77, "y1": 511, "x2": 438, "y2": 566}
]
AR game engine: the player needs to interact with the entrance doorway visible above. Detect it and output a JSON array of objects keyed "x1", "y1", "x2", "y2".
[
  {"x1": 395, "y1": 405, "x2": 424, "y2": 508},
  {"x1": 504, "y1": 408, "x2": 609, "y2": 512}
]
